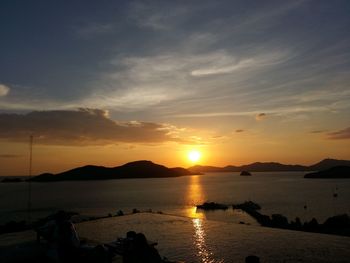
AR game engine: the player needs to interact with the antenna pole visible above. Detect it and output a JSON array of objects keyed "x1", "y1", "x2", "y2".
[{"x1": 27, "y1": 135, "x2": 33, "y2": 224}]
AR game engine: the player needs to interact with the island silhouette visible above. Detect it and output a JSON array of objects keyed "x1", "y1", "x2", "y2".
[
  {"x1": 304, "y1": 166, "x2": 350, "y2": 178},
  {"x1": 21, "y1": 158, "x2": 350, "y2": 182},
  {"x1": 188, "y1": 158, "x2": 350, "y2": 173},
  {"x1": 30, "y1": 160, "x2": 195, "y2": 182}
]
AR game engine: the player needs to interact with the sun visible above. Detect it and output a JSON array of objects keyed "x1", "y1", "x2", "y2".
[{"x1": 188, "y1": 150, "x2": 201, "y2": 163}]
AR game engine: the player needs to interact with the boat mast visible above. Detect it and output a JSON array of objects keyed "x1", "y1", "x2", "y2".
[{"x1": 27, "y1": 135, "x2": 33, "y2": 224}]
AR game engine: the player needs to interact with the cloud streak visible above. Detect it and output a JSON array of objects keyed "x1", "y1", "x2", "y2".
[
  {"x1": 327, "y1": 127, "x2": 350, "y2": 140},
  {"x1": 0, "y1": 108, "x2": 189, "y2": 145},
  {"x1": 255, "y1": 113, "x2": 267, "y2": 121},
  {"x1": 83, "y1": 49, "x2": 291, "y2": 113}
]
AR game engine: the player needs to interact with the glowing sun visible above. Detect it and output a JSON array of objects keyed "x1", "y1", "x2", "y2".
[{"x1": 188, "y1": 150, "x2": 201, "y2": 163}]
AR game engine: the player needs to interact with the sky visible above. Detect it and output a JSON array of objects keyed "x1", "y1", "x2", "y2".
[{"x1": 0, "y1": 0, "x2": 350, "y2": 175}]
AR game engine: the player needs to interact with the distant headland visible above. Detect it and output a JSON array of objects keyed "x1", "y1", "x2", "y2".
[
  {"x1": 188, "y1": 158, "x2": 350, "y2": 173},
  {"x1": 304, "y1": 166, "x2": 350, "y2": 179}
]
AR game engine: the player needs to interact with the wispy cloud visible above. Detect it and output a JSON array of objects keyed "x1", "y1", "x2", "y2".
[
  {"x1": 84, "y1": 48, "x2": 290, "y2": 112},
  {"x1": 327, "y1": 127, "x2": 350, "y2": 140},
  {"x1": 255, "y1": 113, "x2": 267, "y2": 121},
  {"x1": 128, "y1": 1, "x2": 189, "y2": 30},
  {"x1": 310, "y1": 130, "x2": 326, "y2": 134},
  {"x1": 191, "y1": 51, "x2": 288, "y2": 77}
]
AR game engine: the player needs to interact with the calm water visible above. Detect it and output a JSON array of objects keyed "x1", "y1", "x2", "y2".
[
  {"x1": 1, "y1": 172, "x2": 349, "y2": 224},
  {"x1": 77, "y1": 213, "x2": 350, "y2": 263}
]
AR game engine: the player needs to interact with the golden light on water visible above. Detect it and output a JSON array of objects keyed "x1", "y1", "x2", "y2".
[
  {"x1": 186, "y1": 175, "x2": 205, "y2": 219},
  {"x1": 192, "y1": 218, "x2": 213, "y2": 262},
  {"x1": 188, "y1": 150, "x2": 201, "y2": 163},
  {"x1": 186, "y1": 175, "x2": 222, "y2": 262},
  {"x1": 187, "y1": 176, "x2": 211, "y2": 262}
]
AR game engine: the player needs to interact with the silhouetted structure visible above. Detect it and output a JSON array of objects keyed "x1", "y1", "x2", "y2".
[{"x1": 36, "y1": 211, "x2": 111, "y2": 263}]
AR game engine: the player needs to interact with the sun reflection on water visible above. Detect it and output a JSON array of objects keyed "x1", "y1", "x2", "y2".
[
  {"x1": 192, "y1": 218, "x2": 217, "y2": 263},
  {"x1": 187, "y1": 175, "x2": 223, "y2": 263},
  {"x1": 186, "y1": 175, "x2": 205, "y2": 219}
]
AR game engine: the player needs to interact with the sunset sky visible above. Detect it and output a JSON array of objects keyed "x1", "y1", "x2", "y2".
[{"x1": 0, "y1": 0, "x2": 349, "y2": 175}]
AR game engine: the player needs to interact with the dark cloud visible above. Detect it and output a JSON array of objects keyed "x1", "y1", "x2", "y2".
[
  {"x1": 310, "y1": 130, "x2": 326, "y2": 134},
  {"x1": 255, "y1": 113, "x2": 267, "y2": 121},
  {"x1": 235, "y1": 129, "x2": 245, "y2": 133},
  {"x1": 327, "y1": 127, "x2": 350, "y2": 140},
  {"x1": 0, "y1": 154, "x2": 21, "y2": 158},
  {"x1": 0, "y1": 109, "x2": 182, "y2": 145}
]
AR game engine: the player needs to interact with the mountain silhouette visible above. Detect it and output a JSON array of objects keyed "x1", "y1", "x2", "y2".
[
  {"x1": 308, "y1": 158, "x2": 350, "y2": 171},
  {"x1": 29, "y1": 158, "x2": 350, "y2": 182},
  {"x1": 30, "y1": 160, "x2": 194, "y2": 182},
  {"x1": 189, "y1": 158, "x2": 350, "y2": 173}
]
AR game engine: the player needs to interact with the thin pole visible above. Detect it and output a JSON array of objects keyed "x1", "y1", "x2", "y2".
[{"x1": 27, "y1": 135, "x2": 33, "y2": 224}]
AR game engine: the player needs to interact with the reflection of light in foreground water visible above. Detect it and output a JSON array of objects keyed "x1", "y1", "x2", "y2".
[
  {"x1": 188, "y1": 176, "x2": 223, "y2": 262},
  {"x1": 187, "y1": 206, "x2": 205, "y2": 219},
  {"x1": 186, "y1": 175, "x2": 206, "y2": 219},
  {"x1": 193, "y1": 218, "x2": 223, "y2": 263}
]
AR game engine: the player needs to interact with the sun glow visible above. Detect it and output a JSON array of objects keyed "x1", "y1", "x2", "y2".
[{"x1": 188, "y1": 150, "x2": 201, "y2": 163}]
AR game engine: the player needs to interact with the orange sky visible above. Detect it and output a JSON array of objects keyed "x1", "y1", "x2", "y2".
[{"x1": 1, "y1": 124, "x2": 349, "y2": 176}]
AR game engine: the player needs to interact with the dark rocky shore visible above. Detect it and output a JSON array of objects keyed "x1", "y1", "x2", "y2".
[
  {"x1": 194, "y1": 200, "x2": 350, "y2": 237},
  {"x1": 304, "y1": 166, "x2": 350, "y2": 178},
  {"x1": 232, "y1": 201, "x2": 350, "y2": 237}
]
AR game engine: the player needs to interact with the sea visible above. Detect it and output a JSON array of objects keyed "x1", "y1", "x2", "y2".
[
  {"x1": 1, "y1": 172, "x2": 349, "y2": 224},
  {"x1": 1, "y1": 172, "x2": 350, "y2": 262}
]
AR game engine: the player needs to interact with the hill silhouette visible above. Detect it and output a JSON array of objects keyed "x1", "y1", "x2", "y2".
[
  {"x1": 308, "y1": 158, "x2": 350, "y2": 171},
  {"x1": 30, "y1": 160, "x2": 194, "y2": 182},
  {"x1": 189, "y1": 158, "x2": 350, "y2": 173},
  {"x1": 29, "y1": 158, "x2": 350, "y2": 182},
  {"x1": 304, "y1": 166, "x2": 350, "y2": 178}
]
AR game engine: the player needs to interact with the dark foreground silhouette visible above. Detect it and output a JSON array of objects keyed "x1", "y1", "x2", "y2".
[
  {"x1": 34, "y1": 211, "x2": 177, "y2": 263},
  {"x1": 106, "y1": 231, "x2": 164, "y2": 263},
  {"x1": 304, "y1": 166, "x2": 350, "y2": 178},
  {"x1": 0, "y1": 209, "x2": 263, "y2": 263},
  {"x1": 1, "y1": 177, "x2": 23, "y2": 183},
  {"x1": 233, "y1": 201, "x2": 350, "y2": 236}
]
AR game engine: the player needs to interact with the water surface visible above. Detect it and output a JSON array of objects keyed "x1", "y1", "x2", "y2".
[{"x1": 1, "y1": 172, "x2": 349, "y2": 224}]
